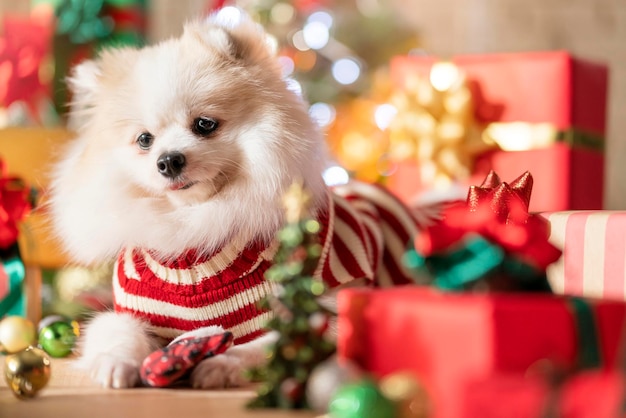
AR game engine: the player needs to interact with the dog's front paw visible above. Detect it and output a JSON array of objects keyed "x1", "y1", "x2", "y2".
[
  {"x1": 189, "y1": 355, "x2": 248, "y2": 389},
  {"x1": 84, "y1": 354, "x2": 141, "y2": 389}
]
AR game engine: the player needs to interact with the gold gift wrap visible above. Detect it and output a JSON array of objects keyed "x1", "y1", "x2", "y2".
[{"x1": 0, "y1": 127, "x2": 72, "y2": 268}]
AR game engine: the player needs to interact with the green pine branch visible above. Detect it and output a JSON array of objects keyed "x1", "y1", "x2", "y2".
[{"x1": 248, "y1": 206, "x2": 336, "y2": 409}]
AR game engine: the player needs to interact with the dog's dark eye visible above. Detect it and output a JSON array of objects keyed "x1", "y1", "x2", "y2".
[
  {"x1": 137, "y1": 132, "x2": 154, "y2": 150},
  {"x1": 192, "y1": 117, "x2": 219, "y2": 137}
]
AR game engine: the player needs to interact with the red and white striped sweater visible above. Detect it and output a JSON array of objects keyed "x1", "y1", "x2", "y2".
[{"x1": 113, "y1": 182, "x2": 426, "y2": 345}]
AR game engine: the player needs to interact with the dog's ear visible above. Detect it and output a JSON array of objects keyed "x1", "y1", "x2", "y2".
[
  {"x1": 65, "y1": 48, "x2": 137, "y2": 129},
  {"x1": 65, "y1": 59, "x2": 102, "y2": 129},
  {"x1": 67, "y1": 60, "x2": 101, "y2": 106},
  {"x1": 184, "y1": 13, "x2": 275, "y2": 65}
]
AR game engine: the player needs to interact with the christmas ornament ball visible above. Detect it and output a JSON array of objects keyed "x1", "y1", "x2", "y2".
[
  {"x1": 379, "y1": 372, "x2": 431, "y2": 418},
  {"x1": 0, "y1": 316, "x2": 36, "y2": 353},
  {"x1": 4, "y1": 346, "x2": 51, "y2": 398},
  {"x1": 306, "y1": 355, "x2": 362, "y2": 412},
  {"x1": 38, "y1": 318, "x2": 79, "y2": 358},
  {"x1": 329, "y1": 379, "x2": 396, "y2": 418}
]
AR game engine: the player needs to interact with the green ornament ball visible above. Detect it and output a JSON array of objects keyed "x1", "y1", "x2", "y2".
[
  {"x1": 38, "y1": 319, "x2": 79, "y2": 358},
  {"x1": 329, "y1": 379, "x2": 397, "y2": 418}
]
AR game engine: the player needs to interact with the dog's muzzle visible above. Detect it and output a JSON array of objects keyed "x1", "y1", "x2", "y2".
[{"x1": 157, "y1": 152, "x2": 186, "y2": 178}]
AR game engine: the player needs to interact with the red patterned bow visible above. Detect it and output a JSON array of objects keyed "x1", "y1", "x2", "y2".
[
  {"x1": 415, "y1": 170, "x2": 561, "y2": 271},
  {"x1": 0, "y1": 160, "x2": 31, "y2": 249}
]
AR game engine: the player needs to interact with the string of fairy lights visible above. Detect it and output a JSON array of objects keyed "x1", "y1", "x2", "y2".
[
  {"x1": 216, "y1": 4, "x2": 364, "y2": 113},
  {"x1": 215, "y1": 3, "x2": 421, "y2": 185}
]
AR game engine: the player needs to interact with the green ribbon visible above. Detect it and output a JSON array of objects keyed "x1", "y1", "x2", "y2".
[
  {"x1": 407, "y1": 235, "x2": 548, "y2": 291},
  {"x1": 558, "y1": 128, "x2": 604, "y2": 152},
  {"x1": 569, "y1": 297, "x2": 602, "y2": 369},
  {"x1": 427, "y1": 236, "x2": 504, "y2": 290},
  {"x1": 0, "y1": 257, "x2": 26, "y2": 317}
]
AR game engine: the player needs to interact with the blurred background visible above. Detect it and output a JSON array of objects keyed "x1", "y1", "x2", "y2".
[
  {"x1": 0, "y1": 0, "x2": 623, "y2": 208},
  {"x1": 0, "y1": 0, "x2": 623, "y2": 322}
]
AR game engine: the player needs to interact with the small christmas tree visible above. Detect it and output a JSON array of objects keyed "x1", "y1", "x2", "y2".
[{"x1": 247, "y1": 182, "x2": 336, "y2": 409}]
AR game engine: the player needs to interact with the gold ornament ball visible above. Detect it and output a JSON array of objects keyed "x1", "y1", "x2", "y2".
[
  {"x1": 379, "y1": 372, "x2": 431, "y2": 418},
  {"x1": 4, "y1": 346, "x2": 51, "y2": 398},
  {"x1": 0, "y1": 316, "x2": 36, "y2": 353}
]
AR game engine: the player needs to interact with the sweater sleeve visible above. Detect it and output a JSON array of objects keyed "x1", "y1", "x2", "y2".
[{"x1": 315, "y1": 181, "x2": 424, "y2": 288}]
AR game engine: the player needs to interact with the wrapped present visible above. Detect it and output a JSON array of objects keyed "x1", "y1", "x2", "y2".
[
  {"x1": 0, "y1": 127, "x2": 71, "y2": 268},
  {"x1": 337, "y1": 170, "x2": 626, "y2": 418},
  {"x1": 0, "y1": 158, "x2": 32, "y2": 317},
  {"x1": 0, "y1": 128, "x2": 73, "y2": 323},
  {"x1": 463, "y1": 371, "x2": 624, "y2": 418},
  {"x1": 337, "y1": 287, "x2": 626, "y2": 418},
  {"x1": 386, "y1": 51, "x2": 607, "y2": 211},
  {"x1": 543, "y1": 211, "x2": 626, "y2": 301},
  {"x1": 391, "y1": 51, "x2": 607, "y2": 135}
]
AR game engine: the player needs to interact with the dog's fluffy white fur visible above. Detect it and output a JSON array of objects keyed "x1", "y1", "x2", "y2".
[{"x1": 50, "y1": 16, "x2": 329, "y2": 388}]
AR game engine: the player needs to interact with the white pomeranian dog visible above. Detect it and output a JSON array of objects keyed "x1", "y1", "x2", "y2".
[{"x1": 50, "y1": 11, "x2": 427, "y2": 389}]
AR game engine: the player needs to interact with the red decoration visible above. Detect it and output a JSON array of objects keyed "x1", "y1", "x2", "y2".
[
  {"x1": 464, "y1": 371, "x2": 624, "y2": 418},
  {"x1": 0, "y1": 160, "x2": 31, "y2": 249},
  {"x1": 0, "y1": 14, "x2": 53, "y2": 118},
  {"x1": 337, "y1": 286, "x2": 626, "y2": 418},
  {"x1": 466, "y1": 170, "x2": 532, "y2": 220},
  {"x1": 140, "y1": 332, "x2": 234, "y2": 387},
  {"x1": 415, "y1": 170, "x2": 562, "y2": 271},
  {"x1": 473, "y1": 143, "x2": 604, "y2": 212}
]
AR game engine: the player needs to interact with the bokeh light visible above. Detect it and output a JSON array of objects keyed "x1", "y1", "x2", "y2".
[
  {"x1": 307, "y1": 11, "x2": 334, "y2": 29},
  {"x1": 309, "y1": 102, "x2": 336, "y2": 127},
  {"x1": 213, "y1": 6, "x2": 243, "y2": 27},
  {"x1": 270, "y1": 3, "x2": 295, "y2": 25},
  {"x1": 294, "y1": 50, "x2": 317, "y2": 71},
  {"x1": 332, "y1": 58, "x2": 361, "y2": 85},
  {"x1": 278, "y1": 55, "x2": 295, "y2": 77},
  {"x1": 323, "y1": 165, "x2": 350, "y2": 186},
  {"x1": 430, "y1": 62, "x2": 461, "y2": 92},
  {"x1": 292, "y1": 31, "x2": 310, "y2": 51},
  {"x1": 303, "y1": 21, "x2": 330, "y2": 50},
  {"x1": 374, "y1": 104, "x2": 397, "y2": 130}
]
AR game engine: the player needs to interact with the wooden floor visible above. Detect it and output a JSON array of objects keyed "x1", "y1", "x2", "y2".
[{"x1": 0, "y1": 357, "x2": 319, "y2": 418}]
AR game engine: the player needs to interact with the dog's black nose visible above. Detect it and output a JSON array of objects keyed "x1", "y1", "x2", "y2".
[{"x1": 157, "y1": 152, "x2": 186, "y2": 178}]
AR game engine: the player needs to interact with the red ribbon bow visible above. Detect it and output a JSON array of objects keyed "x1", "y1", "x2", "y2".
[
  {"x1": 415, "y1": 170, "x2": 561, "y2": 271},
  {"x1": 0, "y1": 159, "x2": 31, "y2": 249}
]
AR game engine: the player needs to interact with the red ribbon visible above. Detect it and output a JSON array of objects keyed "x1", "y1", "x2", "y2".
[
  {"x1": 415, "y1": 170, "x2": 562, "y2": 271},
  {"x1": 0, "y1": 159, "x2": 31, "y2": 249}
]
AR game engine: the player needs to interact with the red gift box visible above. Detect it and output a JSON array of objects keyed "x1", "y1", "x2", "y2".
[
  {"x1": 386, "y1": 51, "x2": 607, "y2": 211},
  {"x1": 337, "y1": 287, "x2": 626, "y2": 418},
  {"x1": 391, "y1": 51, "x2": 607, "y2": 135},
  {"x1": 463, "y1": 371, "x2": 624, "y2": 418}
]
